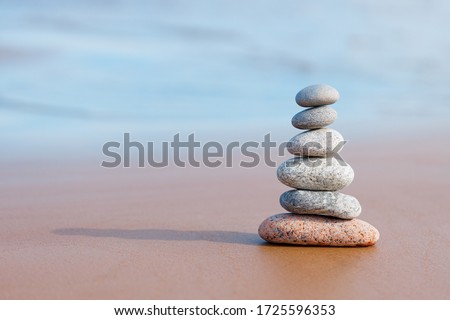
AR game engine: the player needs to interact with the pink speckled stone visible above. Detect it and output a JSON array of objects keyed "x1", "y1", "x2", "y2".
[{"x1": 258, "y1": 213, "x2": 379, "y2": 247}]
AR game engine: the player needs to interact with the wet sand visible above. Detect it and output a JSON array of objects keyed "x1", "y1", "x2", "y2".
[{"x1": 1, "y1": 134, "x2": 449, "y2": 299}]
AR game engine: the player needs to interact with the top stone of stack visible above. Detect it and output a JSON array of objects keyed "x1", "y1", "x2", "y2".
[{"x1": 295, "y1": 84, "x2": 340, "y2": 107}]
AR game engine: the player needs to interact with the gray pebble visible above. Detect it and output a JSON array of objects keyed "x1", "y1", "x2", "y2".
[
  {"x1": 291, "y1": 106, "x2": 337, "y2": 129},
  {"x1": 287, "y1": 128, "x2": 345, "y2": 157},
  {"x1": 295, "y1": 84, "x2": 340, "y2": 107},
  {"x1": 280, "y1": 189, "x2": 361, "y2": 219},
  {"x1": 277, "y1": 157, "x2": 354, "y2": 191}
]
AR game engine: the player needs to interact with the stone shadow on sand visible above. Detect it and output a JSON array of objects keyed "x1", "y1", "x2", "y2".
[{"x1": 52, "y1": 228, "x2": 264, "y2": 246}]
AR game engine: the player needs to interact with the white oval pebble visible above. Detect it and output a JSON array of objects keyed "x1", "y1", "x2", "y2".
[
  {"x1": 287, "y1": 128, "x2": 345, "y2": 157},
  {"x1": 295, "y1": 84, "x2": 340, "y2": 107},
  {"x1": 280, "y1": 189, "x2": 361, "y2": 219},
  {"x1": 291, "y1": 105, "x2": 337, "y2": 129},
  {"x1": 277, "y1": 157, "x2": 354, "y2": 191}
]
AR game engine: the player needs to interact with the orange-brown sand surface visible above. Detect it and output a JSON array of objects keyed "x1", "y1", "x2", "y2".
[{"x1": 1, "y1": 134, "x2": 449, "y2": 299}]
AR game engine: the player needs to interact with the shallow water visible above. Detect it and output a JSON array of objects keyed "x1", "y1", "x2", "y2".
[{"x1": 1, "y1": 0, "x2": 449, "y2": 159}]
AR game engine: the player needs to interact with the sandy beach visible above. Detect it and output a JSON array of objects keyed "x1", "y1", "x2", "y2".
[
  {"x1": 1, "y1": 0, "x2": 450, "y2": 302},
  {"x1": 1, "y1": 132, "x2": 449, "y2": 300}
]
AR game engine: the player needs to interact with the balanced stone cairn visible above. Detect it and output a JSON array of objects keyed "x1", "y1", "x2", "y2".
[{"x1": 258, "y1": 84, "x2": 379, "y2": 246}]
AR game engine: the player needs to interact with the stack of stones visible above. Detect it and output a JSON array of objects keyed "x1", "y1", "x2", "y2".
[{"x1": 258, "y1": 84, "x2": 379, "y2": 247}]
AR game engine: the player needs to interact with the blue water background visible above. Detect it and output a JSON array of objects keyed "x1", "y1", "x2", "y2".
[{"x1": 1, "y1": 0, "x2": 450, "y2": 159}]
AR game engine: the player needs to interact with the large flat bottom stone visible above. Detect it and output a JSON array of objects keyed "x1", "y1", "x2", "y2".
[{"x1": 258, "y1": 213, "x2": 379, "y2": 247}]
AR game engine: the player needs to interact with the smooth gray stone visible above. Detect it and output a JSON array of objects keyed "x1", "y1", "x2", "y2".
[
  {"x1": 277, "y1": 157, "x2": 354, "y2": 191},
  {"x1": 295, "y1": 84, "x2": 340, "y2": 107},
  {"x1": 287, "y1": 128, "x2": 344, "y2": 157},
  {"x1": 280, "y1": 189, "x2": 361, "y2": 219},
  {"x1": 291, "y1": 105, "x2": 337, "y2": 129}
]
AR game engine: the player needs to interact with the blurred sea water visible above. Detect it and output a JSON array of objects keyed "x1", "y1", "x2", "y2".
[{"x1": 1, "y1": 0, "x2": 450, "y2": 159}]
